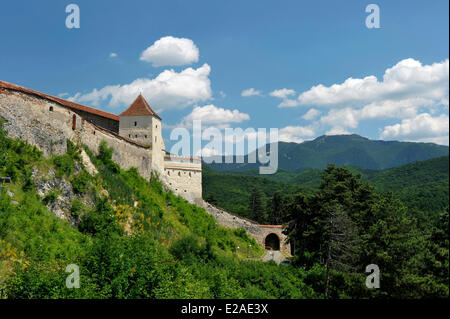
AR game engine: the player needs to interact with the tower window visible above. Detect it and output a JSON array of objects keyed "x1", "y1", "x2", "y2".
[{"x1": 72, "y1": 114, "x2": 76, "y2": 130}]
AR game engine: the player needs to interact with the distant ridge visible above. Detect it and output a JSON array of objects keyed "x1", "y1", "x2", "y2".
[{"x1": 205, "y1": 134, "x2": 449, "y2": 172}]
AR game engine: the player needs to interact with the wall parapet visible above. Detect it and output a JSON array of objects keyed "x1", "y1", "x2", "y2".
[{"x1": 202, "y1": 201, "x2": 291, "y2": 255}]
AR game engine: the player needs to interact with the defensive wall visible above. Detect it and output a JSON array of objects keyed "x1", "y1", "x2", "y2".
[{"x1": 202, "y1": 201, "x2": 291, "y2": 255}]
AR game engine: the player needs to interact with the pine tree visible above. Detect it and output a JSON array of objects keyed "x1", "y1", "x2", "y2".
[{"x1": 249, "y1": 187, "x2": 264, "y2": 221}]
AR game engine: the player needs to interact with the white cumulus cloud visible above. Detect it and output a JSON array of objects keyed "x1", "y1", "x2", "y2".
[
  {"x1": 318, "y1": 97, "x2": 439, "y2": 130},
  {"x1": 68, "y1": 64, "x2": 212, "y2": 111},
  {"x1": 140, "y1": 36, "x2": 199, "y2": 67},
  {"x1": 270, "y1": 88, "x2": 298, "y2": 107},
  {"x1": 270, "y1": 88, "x2": 296, "y2": 99},
  {"x1": 302, "y1": 108, "x2": 321, "y2": 120},
  {"x1": 320, "y1": 108, "x2": 359, "y2": 129},
  {"x1": 278, "y1": 125, "x2": 316, "y2": 143},
  {"x1": 241, "y1": 88, "x2": 262, "y2": 97},
  {"x1": 297, "y1": 58, "x2": 449, "y2": 107},
  {"x1": 180, "y1": 104, "x2": 250, "y2": 129},
  {"x1": 326, "y1": 127, "x2": 351, "y2": 136},
  {"x1": 380, "y1": 113, "x2": 449, "y2": 145}
]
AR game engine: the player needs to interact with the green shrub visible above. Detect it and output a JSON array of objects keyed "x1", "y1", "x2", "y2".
[
  {"x1": 43, "y1": 190, "x2": 59, "y2": 205},
  {"x1": 53, "y1": 154, "x2": 74, "y2": 176},
  {"x1": 70, "y1": 198, "x2": 84, "y2": 217},
  {"x1": 22, "y1": 166, "x2": 33, "y2": 191},
  {"x1": 79, "y1": 197, "x2": 121, "y2": 235},
  {"x1": 169, "y1": 235, "x2": 211, "y2": 264},
  {"x1": 71, "y1": 171, "x2": 91, "y2": 194},
  {"x1": 66, "y1": 140, "x2": 82, "y2": 162}
]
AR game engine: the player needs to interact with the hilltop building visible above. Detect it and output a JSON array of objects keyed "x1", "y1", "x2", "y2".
[{"x1": 0, "y1": 80, "x2": 202, "y2": 204}]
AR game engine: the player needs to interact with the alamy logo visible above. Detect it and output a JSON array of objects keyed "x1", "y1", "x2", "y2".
[
  {"x1": 169, "y1": 120, "x2": 279, "y2": 174},
  {"x1": 365, "y1": 264, "x2": 380, "y2": 289},
  {"x1": 66, "y1": 264, "x2": 80, "y2": 289},
  {"x1": 65, "y1": 4, "x2": 80, "y2": 29},
  {"x1": 365, "y1": 4, "x2": 380, "y2": 29}
]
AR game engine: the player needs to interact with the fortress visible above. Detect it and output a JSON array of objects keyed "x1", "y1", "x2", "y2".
[
  {"x1": 0, "y1": 80, "x2": 291, "y2": 255},
  {"x1": 0, "y1": 80, "x2": 202, "y2": 204}
]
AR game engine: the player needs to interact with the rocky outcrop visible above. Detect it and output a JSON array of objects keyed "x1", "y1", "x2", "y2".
[{"x1": 32, "y1": 167, "x2": 95, "y2": 226}]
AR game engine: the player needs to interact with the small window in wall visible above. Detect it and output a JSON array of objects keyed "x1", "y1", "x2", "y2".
[
  {"x1": 156, "y1": 124, "x2": 158, "y2": 128},
  {"x1": 168, "y1": 171, "x2": 170, "y2": 176},
  {"x1": 155, "y1": 136, "x2": 157, "y2": 142},
  {"x1": 93, "y1": 131, "x2": 96, "y2": 135},
  {"x1": 49, "y1": 106, "x2": 54, "y2": 112},
  {"x1": 129, "y1": 134, "x2": 131, "y2": 138},
  {"x1": 72, "y1": 114, "x2": 76, "y2": 130},
  {"x1": 134, "y1": 121, "x2": 137, "y2": 126},
  {"x1": 135, "y1": 135, "x2": 138, "y2": 138},
  {"x1": 145, "y1": 135, "x2": 148, "y2": 138},
  {"x1": 178, "y1": 172, "x2": 181, "y2": 177},
  {"x1": 189, "y1": 172, "x2": 191, "y2": 178}
]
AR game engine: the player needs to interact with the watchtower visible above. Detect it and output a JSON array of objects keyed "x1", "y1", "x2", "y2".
[{"x1": 119, "y1": 94, "x2": 163, "y2": 148}]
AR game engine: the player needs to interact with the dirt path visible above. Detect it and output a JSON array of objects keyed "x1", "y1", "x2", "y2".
[{"x1": 261, "y1": 250, "x2": 290, "y2": 265}]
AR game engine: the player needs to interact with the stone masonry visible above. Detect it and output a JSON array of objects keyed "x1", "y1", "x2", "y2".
[{"x1": 202, "y1": 201, "x2": 291, "y2": 255}]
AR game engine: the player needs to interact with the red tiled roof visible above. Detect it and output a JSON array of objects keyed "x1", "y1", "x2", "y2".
[
  {"x1": 0, "y1": 80, "x2": 119, "y2": 121},
  {"x1": 164, "y1": 155, "x2": 201, "y2": 161},
  {"x1": 119, "y1": 94, "x2": 161, "y2": 120},
  {"x1": 258, "y1": 225, "x2": 286, "y2": 228}
]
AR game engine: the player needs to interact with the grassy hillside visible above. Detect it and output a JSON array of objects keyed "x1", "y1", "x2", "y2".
[
  {"x1": 206, "y1": 134, "x2": 449, "y2": 172},
  {"x1": 0, "y1": 124, "x2": 323, "y2": 299}
]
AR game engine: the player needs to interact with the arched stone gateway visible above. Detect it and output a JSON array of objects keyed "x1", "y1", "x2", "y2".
[
  {"x1": 264, "y1": 233, "x2": 280, "y2": 250},
  {"x1": 257, "y1": 225, "x2": 290, "y2": 254},
  {"x1": 203, "y1": 202, "x2": 292, "y2": 255}
]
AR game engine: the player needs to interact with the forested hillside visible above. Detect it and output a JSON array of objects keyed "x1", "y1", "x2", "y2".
[{"x1": 203, "y1": 156, "x2": 449, "y2": 222}]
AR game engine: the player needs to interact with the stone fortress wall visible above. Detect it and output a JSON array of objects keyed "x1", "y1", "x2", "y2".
[
  {"x1": 202, "y1": 201, "x2": 291, "y2": 255},
  {"x1": 0, "y1": 81, "x2": 202, "y2": 204},
  {"x1": 0, "y1": 86, "x2": 155, "y2": 177},
  {"x1": 164, "y1": 155, "x2": 203, "y2": 204}
]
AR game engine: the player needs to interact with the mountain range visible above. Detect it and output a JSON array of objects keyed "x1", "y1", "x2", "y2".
[
  {"x1": 205, "y1": 134, "x2": 449, "y2": 172},
  {"x1": 202, "y1": 134, "x2": 449, "y2": 218}
]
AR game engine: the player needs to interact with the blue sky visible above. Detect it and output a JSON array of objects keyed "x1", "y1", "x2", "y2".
[{"x1": 1, "y1": 0, "x2": 448, "y2": 153}]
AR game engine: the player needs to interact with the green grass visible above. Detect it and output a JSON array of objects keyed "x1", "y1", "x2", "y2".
[{"x1": 1, "y1": 129, "x2": 316, "y2": 299}]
